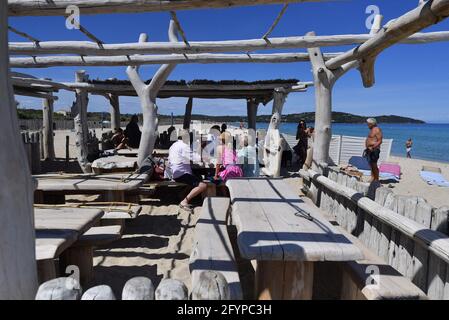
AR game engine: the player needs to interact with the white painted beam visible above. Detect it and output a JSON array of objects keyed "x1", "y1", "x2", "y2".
[
  {"x1": 8, "y1": 0, "x2": 336, "y2": 16},
  {"x1": 9, "y1": 32, "x2": 449, "y2": 56}
]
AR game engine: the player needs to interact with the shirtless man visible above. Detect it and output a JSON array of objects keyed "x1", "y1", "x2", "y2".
[{"x1": 365, "y1": 118, "x2": 383, "y2": 181}]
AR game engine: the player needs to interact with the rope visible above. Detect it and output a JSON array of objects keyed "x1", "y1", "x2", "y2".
[
  {"x1": 262, "y1": 4, "x2": 289, "y2": 40},
  {"x1": 35, "y1": 171, "x2": 143, "y2": 183},
  {"x1": 34, "y1": 202, "x2": 136, "y2": 217}
]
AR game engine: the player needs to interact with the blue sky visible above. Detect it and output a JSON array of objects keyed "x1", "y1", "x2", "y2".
[{"x1": 9, "y1": 0, "x2": 449, "y2": 123}]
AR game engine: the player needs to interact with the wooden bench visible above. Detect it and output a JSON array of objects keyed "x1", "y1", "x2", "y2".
[
  {"x1": 189, "y1": 197, "x2": 243, "y2": 300},
  {"x1": 60, "y1": 225, "x2": 122, "y2": 286},
  {"x1": 35, "y1": 208, "x2": 104, "y2": 284},
  {"x1": 35, "y1": 203, "x2": 143, "y2": 228},
  {"x1": 34, "y1": 173, "x2": 149, "y2": 204},
  {"x1": 310, "y1": 197, "x2": 428, "y2": 300},
  {"x1": 143, "y1": 180, "x2": 217, "y2": 197}
]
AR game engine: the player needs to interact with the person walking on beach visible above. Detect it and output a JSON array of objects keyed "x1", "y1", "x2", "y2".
[
  {"x1": 406, "y1": 138, "x2": 413, "y2": 158},
  {"x1": 364, "y1": 118, "x2": 383, "y2": 182}
]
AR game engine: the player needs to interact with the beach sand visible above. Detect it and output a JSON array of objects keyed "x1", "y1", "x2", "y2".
[
  {"x1": 88, "y1": 194, "x2": 202, "y2": 297},
  {"x1": 387, "y1": 156, "x2": 449, "y2": 209}
]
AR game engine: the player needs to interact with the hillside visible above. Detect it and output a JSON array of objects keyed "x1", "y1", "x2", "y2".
[
  {"x1": 164, "y1": 112, "x2": 425, "y2": 124},
  {"x1": 17, "y1": 109, "x2": 425, "y2": 124}
]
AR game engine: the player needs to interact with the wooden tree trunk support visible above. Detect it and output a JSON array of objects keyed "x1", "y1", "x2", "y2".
[
  {"x1": 0, "y1": 3, "x2": 38, "y2": 299},
  {"x1": 271, "y1": 89, "x2": 287, "y2": 115},
  {"x1": 255, "y1": 260, "x2": 314, "y2": 300},
  {"x1": 81, "y1": 285, "x2": 116, "y2": 300},
  {"x1": 155, "y1": 279, "x2": 188, "y2": 300},
  {"x1": 129, "y1": 21, "x2": 179, "y2": 167},
  {"x1": 122, "y1": 277, "x2": 155, "y2": 300},
  {"x1": 42, "y1": 94, "x2": 55, "y2": 160},
  {"x1": 183, "y1": 97, "x2": 193, "y2": 129},
  {"x1": 30, "y1": 132, "x2": 41, "y2": 174},
  {"x1": 59, "y1": 246, "x2": 94, "y2": 287},
  {"x1": 73, "y1": 71, "x2": 91, "y2": 173},
  {"x1": 246, "y1": 98, "x2": 258, "y2": 130},
  {"x1": 35, "y1": 277, "x2": 82, "y2": 300},
  {"x1": 306, "y1": 16, "x2": 383, "y2": 203},
  {"x1": 109, "y1": 94, "x2": 121, "y2": 131}
]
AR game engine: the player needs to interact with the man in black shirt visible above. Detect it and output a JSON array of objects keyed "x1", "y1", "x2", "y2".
[{"x1": 124, "y1": 115, "x2": 142, "y2": 148}]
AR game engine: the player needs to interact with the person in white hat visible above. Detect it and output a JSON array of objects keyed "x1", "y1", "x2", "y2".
[{"x1": 364, "y1": 118, "x2": 383, "y2": 181}]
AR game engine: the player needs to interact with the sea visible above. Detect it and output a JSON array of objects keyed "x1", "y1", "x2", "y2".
[{"x1": 232, "y1": 122, "x2": 449, "y2": 164}]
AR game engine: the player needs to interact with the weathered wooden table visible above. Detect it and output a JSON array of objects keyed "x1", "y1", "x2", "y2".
[
  {"x1": 226, "y1": 178, "x2": 363, "y2": 300},
  {"x1": 35, "y1": 208, "x2": 104, "y2": 283},
  {"x1": 34, "y1": 172, "x2": 149, "y2": 203},
  {"x1": 117, "y1": 148, "x2": 138, "y2": 157},
  {"x1": 117, "y1": 148, "x2": 169, "y2": 158},
  {"x1": 91, "y1": 155, "x2": 137, "y2": 173}
]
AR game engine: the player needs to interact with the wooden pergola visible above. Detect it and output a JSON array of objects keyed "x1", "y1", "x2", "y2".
[
  {"x1": 13, "y1": 75, "x2": 310, "y2": 165},
  {"x1": 1, "y1": 0, "x2": 449, "y2": 299}
]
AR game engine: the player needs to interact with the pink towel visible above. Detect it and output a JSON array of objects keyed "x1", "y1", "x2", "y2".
[{"x1": 379, "y1": 163, "x2": 401, "y2": 177}]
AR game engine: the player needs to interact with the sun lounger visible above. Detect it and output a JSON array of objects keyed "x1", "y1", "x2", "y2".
[
  {"x1": 347, "y1": 157, "x2": 401, "y2": 182},
  {"x1": 422, "y1": 166, "x2": 442, "y2": 173},
  {"x1": 379, "y1": 163, "x2": 401, "y2": 181},
  {"x1": 420, "y1": 170, "x2": 449, "y2": 187},
  {"x1": 348, "y1": 156, "x2": 371, "y2": 171}
]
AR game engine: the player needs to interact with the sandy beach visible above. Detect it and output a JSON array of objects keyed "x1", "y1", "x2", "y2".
[{"x1": 388, "y1": 156, "x2": 449, "y2": 209}]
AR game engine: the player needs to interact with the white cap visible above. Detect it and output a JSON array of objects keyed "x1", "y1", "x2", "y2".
[{"x1": 367, "y1": 118, "x2": 377, "y2": 125}]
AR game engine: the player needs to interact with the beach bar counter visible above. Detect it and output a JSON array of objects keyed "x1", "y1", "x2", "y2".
[{"x1": 227, "y1": 178, "x2": 363, "y2": 299}]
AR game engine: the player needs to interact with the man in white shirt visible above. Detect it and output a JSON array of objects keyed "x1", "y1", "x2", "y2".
[{"x1": 168, "y1": 130, "x2": 207, "y2": 212}]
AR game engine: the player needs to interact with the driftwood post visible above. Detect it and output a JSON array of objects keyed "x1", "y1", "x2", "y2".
[
  {"x1": 0, "y1": 2, "x2": 38, "y2": 299},
  {"x1": 272, "y1": 89, "x2": 287, "y2": 115},
  {"x1": 247, "y1": 98, "x2": 258, "y2": 130},
  {"x1": 73, "y1": 70, "x2": 91, "y2": 172},
  {"x1": 306, "y1": 16, "x2": 383, "y2": 203},
  {"x1": 183, "y1": 97, "x2": 193, "y2": 129},
  {"x1": 42, "y1": 91, "x2": 55, "y2": 160},
  {"x1": 109, "y1": 94, "x2": 121, "y2": 131},
  {"x1": 127, "y1": 20, "x2": 180, "y2": 167}
]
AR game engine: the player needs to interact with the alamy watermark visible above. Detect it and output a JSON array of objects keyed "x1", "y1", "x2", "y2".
[
  {"x1": 366, "y1": 5, "x2": 381, "y2": 31},
  {"x1": 65, "y1": 5, "x2": 80, "y2": 30},
  {"x1": 365, "y1": 265, "x2": 380, "y2": 290}
]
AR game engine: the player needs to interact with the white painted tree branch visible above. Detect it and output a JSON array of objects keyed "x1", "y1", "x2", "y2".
[
  {"x1": 42, "y1": 92, "x2": 55, "y2": 160},
  {"x1": 10, "y1": 52, "x2": 340, "y2": 68},
  {"x1": 0, "y1": 1, "x2": 37, "y2": 299},
  {"x1": 73, "y1": 70, "x2": 91, "y2": 173},
  {"x1": 8, "y1": 0, "x2": 336, "y2": 16},
  {"x1": 271, "y1": 88, "x2": 288, "y2": 115},
  {"x1": 247, "y1": 98, "x2": 258, "y2": 130},
  {"x1": 128, "y1": 20, "x2": 180, "y2": 167},
  {"x1": 307, "y1": 16, "x2": 383, "y2": 185},
  {"x1": 14, "y1": 89, "x2": 58, "y2": 100},
  {"x1": 325, "y1": 0, "x2": 449, "y2": 87},
  {"x1": 183, "y1": 97, "x2": 193, "y2": 129},
  {"x1": 9, "y1": 31, "x2": 449, "y2": 56},
  {"x1": 108, "y1": 94, "x2": 121, "y2": 131}
]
